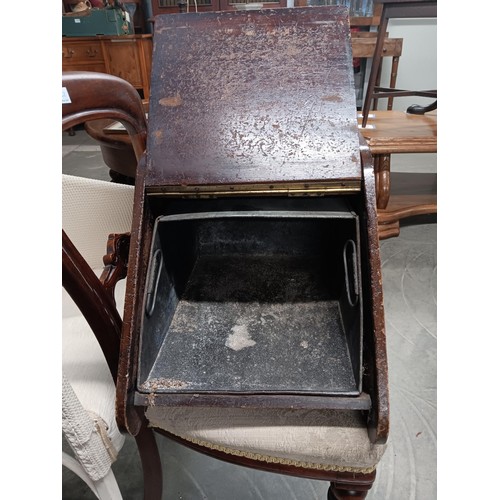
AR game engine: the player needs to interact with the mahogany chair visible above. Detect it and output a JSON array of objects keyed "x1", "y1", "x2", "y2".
[{"x1": 62, "y1": 72, "x2": 162, "y2": 500}]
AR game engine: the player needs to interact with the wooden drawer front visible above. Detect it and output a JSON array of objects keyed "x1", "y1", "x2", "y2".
[
  {"x1": 62, "y1": 41, "x2": 104, "y2": 64},
  {"x1": 105, "y1": 40, "x2": 142, "y2": 87},
  {"x1": 62, "y1": 62, "x2": 107, "y2": 73}
]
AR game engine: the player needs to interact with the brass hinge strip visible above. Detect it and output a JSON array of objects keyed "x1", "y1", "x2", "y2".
[{"x1": 146, "y1": 180, "x2": 361, "y2": 198}]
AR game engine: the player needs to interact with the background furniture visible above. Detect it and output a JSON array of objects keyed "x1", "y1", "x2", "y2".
[
  {"x1": 358, "y1": 110, "x2": 436, "y2": 238},
  {"x1": 357, "y1": 0, "x2": 437, "y2": 238},
  {"x1": 62, "y1": 35, "x2": 153, "y2": 102},
  {"x1": 83, "y1": 113, "x2": 148, "y2": 183},
  {"x1": 150, "y1": 0, "x2": 287, "y2": 15},
  {"x1": 360, "y1": 0, "x2": 437, "y2": 126},
  {"x1": 62, "y1": 0, "x2": 149, "y2": 33},
  {"x1": 351, "y1": 31, "x2": 402, "y2": 111}
]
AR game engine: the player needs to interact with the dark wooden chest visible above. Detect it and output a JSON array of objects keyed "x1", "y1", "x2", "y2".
[{"x1": 117, "y1": 6, "x2": 388, "y2": 442}]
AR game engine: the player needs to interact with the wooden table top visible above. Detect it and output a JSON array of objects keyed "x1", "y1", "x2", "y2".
[
  {"x1": 146, "y1": 7, "x2": 362, "y2": 195},
  {"x1": 358, "y1": 110, "x2": 437, "y2": 154}
]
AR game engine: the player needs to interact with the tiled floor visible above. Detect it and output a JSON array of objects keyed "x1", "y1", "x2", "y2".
[{"x1": 62, "y1": 126, "x2": 437, "y2": 499}]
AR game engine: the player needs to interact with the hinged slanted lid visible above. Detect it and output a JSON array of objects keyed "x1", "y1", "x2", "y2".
[{"x1": 146, "y1": 6, "x2": 361, "y2": 195}]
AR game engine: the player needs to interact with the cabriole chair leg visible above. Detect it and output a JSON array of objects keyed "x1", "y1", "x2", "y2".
[
  {"x1": 328, "y1": 487, "x2": 369, "y2": 499},
  {"x1": 327, "y1": 471, "x2": 376, "y2": 500}
]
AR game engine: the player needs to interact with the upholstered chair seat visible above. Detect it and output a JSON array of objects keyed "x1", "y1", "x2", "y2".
[{"x1": 147, "y1": 406, "x2": 386, "y2": 474}]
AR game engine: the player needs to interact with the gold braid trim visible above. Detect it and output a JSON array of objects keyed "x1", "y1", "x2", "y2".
[{"x1": 168, "y1": 431, "x2": 376, "y2": 474}]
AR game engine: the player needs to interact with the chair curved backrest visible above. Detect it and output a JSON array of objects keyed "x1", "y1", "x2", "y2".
[{"x1": 62, "y1": 71, "x2": 147, "y2": 161}]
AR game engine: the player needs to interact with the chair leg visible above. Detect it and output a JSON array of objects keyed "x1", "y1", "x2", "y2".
[
  {"x1": 63, "y1": 451, "x2": 123, "y2": 500},
  {"x1": 328, "y1": 482, "x2": 371, "y2": 500},
  {"x1": 134, "y1": 424, "x2": 163, "y2": 500},
  {"x1": 94, "y1": 470, "x2": 124, "y2": 500},
  {"x1": 63, "y1": 452, "x2": 100, "y2": 497},
  {"x1": 327, "y1": 471, "x2": 376, "y2": 500}
]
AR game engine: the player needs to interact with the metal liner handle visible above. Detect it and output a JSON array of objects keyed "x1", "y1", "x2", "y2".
[
  {"x1": 343, "y1": 239, "x2": 359, "y2": 307},
  {"x1": 145, "y1": 248, "x2": 163, "y2": 317}
]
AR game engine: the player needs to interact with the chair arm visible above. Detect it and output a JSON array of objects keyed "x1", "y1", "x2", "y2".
[
  {"x1": 100, "y1": 233, "x2": 131, "y2": 304},
  {"x1": 63, "y1": 229, "x2": 122, "y2": 382}
]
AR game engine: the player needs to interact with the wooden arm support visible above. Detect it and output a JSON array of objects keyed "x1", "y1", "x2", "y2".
[
  {"x1": 100, "y1": 233, "x2": 131, "y2": 304},
  {"x1": 63, "y1": 230, "x2": 122, "y2": 382}
]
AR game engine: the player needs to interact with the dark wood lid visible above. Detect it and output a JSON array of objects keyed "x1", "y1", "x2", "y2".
[{"x1": 146, "y1": 7, "x2": 361, "y2": 193}]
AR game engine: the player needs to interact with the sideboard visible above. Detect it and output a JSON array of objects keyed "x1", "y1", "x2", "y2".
[{"x1": 62, "y1": 34, "x2": 153, "y2": 102}]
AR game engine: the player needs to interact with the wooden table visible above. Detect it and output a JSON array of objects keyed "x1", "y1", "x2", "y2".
[{"x1": 358, "y1": 110, "x2": 437, "y2": 239}]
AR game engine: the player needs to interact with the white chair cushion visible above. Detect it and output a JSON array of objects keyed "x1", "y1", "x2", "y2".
[
  {"x1": 62, "y1": 373, "x2": 122, "y2": 481},
  {"x1": 62, "y1": 277, "x2": 127, "y2": 450}
]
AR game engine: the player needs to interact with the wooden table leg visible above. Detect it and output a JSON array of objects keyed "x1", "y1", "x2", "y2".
[
  {"x1": 375, "y1": 154, "x2": 391, "y2": 210},
  {"x1": 378, "y1": 220, "x2": 400, "y2": 240}
]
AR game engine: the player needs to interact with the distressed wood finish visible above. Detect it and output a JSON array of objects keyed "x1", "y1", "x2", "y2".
[
  {"x1": 146, "y1": 8, "x2": 361, "y2": 194},
  {"x1": 358, "y1": 137, "x2": 389, "y2": 444},
  {"x1": 78, "y1": 34, "x2": 403, "y2": 185},
  {"x1": 118, "y1": 4, "x2": 388, "y2": 431},
  {"x1": 117, "y1": 154, "x2": 155, "y2": 436}
]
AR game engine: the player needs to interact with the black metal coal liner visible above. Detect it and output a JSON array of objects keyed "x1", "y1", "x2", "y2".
[{"x1": 137, "y1": 204, "x2": 363, "y2": 401}]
